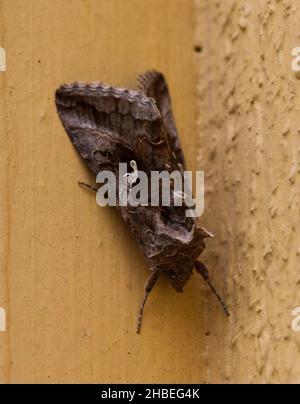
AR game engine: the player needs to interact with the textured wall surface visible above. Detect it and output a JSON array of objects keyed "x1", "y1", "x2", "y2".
[
  {"x1": 0, "y1": 0, "x2": 207, "y2": 384},
  {"x1": 195, "y1": 0, "x2": 300, "y2": 384}
]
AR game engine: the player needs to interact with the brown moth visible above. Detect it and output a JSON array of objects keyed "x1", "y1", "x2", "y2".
[{"x1": 55, "y1": 71, "x2": 229, "y2": 333}]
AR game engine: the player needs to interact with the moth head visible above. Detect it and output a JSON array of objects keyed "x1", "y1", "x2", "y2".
[{"x1": 166, "y1": 269, "x2": 188, "y2": 293}]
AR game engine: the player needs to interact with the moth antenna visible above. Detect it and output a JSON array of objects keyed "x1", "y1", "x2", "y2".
[
  {"x1": 78, "y1": 181, "x2": 98, "y2": 193},
  {"x1": 194, "y1": 261, "x2": 230, "y2": 317},
  {"x1": 136, "y1": 270, "x2": 160, "y2": 334}
]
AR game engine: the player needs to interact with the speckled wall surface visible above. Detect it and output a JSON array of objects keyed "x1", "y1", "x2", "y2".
[{"x1": 195, "y1": 0, "x2": 300, "y2": 384}]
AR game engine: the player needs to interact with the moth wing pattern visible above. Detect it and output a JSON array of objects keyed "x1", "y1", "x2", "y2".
[
  {"x1": 55, "y1": 82, "x2": 165, "y2": 177},
  {"x1": 55, "y1": 76, "x2": 202, "y2": 275},
  {"x1": 55, "y1": 73, "x2": 229, "y2": 333},
  {"x1": 138, "y1": 70, "x2": 186, "y2": 170}
]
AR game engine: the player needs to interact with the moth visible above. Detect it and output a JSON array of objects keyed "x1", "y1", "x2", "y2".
[{"x1": 55, "y1": 71, "x2": 229, "y2": 333}]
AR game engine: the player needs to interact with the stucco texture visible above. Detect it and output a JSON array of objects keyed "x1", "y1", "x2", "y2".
[{"x1": 195, "y1": 0, "x2": 300, "y2": 384}]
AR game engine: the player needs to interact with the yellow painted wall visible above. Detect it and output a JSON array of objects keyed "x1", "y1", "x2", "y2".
[{"x1": 0, "y1": 0, "x2": 204, "y2": 384}]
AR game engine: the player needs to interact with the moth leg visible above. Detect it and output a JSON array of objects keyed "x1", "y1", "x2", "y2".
[
  {"x1": 78, "y1": 182, "x2": 98, "y2": 193},
  {"x1": 136, "y1": 269, "x2": 160, "y2": 334},
  {"x1": 194, "y1": 261, "x2": 230, "y2": 317}
]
